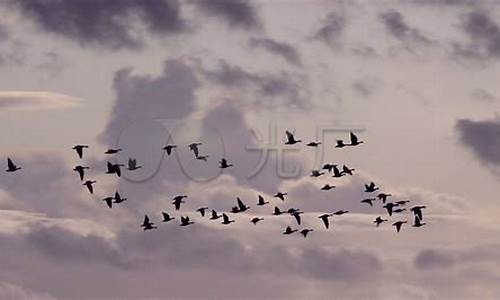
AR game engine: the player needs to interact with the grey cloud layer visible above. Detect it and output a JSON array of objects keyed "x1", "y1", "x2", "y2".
[
  {"x1": 456, "y1": 117, "x2": 500, "y2": 168},
  {"x1": 248, "y1": 37, "x2": 302, "y2": 66},
  {"x1": 192, "y1": 0, "x2": 261, "y2": 30}
]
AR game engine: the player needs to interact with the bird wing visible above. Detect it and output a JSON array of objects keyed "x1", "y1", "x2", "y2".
[
  {"x1": 166, "y1": 147, "x2": 172, "y2": 155},
  {"x1": 192, "y1": 146, "x2": 199, "y2": 157},
  {"x1": 77, "y1": 168, "x2": 84, "y2": 180},
  {"x1": 143, "y1": 215, "x2": 150, "y2": 225},
  {"x1": 105, "y1": 198, "x2": 112, "y2": 208},
  {"x1": 274, "y1": 206, "x2": 281, "y2": 214},
  {"x1": 174, "y1": 200, "x2": 181, "y2": 210},
  {"x1": 7, "y1": 158, "x2": 15, "y2": 169},
  {"x1": 293, "y1": 213, "x2": 301, "y2": 225},
  {"x1": 128, "y1": 158, "x2": 134, "y2": 169},
  {"x1": 416, "y1": 210, "x2": 423, "y2": 220},
  {"x1": 211, "y1": 209, "x2": 218, "y2": 218},
  {"x1": 115, "y1": 166, "x2": 121, "y2": 177},
  {"x1": 350, "y1": 132, "x2": 358, "y2": 144},
  {"x1": 223, "y1": 213, "x2": 229, "y2": 223},
  {"x1": 87, "y1": 183, "x2": 94, "y2": 194},
  {"x1": 76, "y1": 147, "x2": 83, "y2": 159},
  {"x1": 114, "y1": 192, "x2": 120, "y2": 201},
  {"x1": 322, "y1": 216, "x2": 329, "y2": 229},
  {"x1": 237, "y1": 197, "x2": 245, "y2": 210},
  {"x1": 285, "y1": 130, "x2": 294, "y2": 142}
]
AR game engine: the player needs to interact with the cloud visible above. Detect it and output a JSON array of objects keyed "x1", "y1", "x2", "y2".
[
  {"x1": 248, "y1": 37, "x2": 302, "y2": 66},
  {"x1": 456, "y1": 117, "x2": 500, "y2": 169},
  {"x1": 379, "y1": 10, "x2": 432, "y2": 47},
  {"x1": 454, "y1": 11, "x2": 500, "y2": 60},
  {"x1": 314, "y1": 12, "x2": 345, "y2": 47},
  {"x1": 470, "y1": 88, "x2": 498, "y2": 104},
  {"x1": 192, "y1": 0, "x2": 261, "y2": 30},
  {"x1": 0, "y1": 281, "x2": 57, "y2": 300},
  {"x1": 0, "y1": 91, "x2": 81, "y2": 110},
  {"x1": 10, "y1": 0, "x2": 186, "y2": 50}
]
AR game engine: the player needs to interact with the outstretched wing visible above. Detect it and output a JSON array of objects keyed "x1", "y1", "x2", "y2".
[
  {"x1": 76, "y1": 147, "x2": 83, "y2": 159},
  {"x1": 322, "y1": 217, "x2": 329, "y2": 229},
  {"x1": 350, "y1": 132, "x2": 358, "y2": 144},
  {"x1": 223, "y1": 213, "x2": 229, "y2": 223},
  {"x1": 293, "y1": 213, "x2": 301, "y2": 225},
  {"x1": 237, "y1": 197, "x2": 245, "y2": 210},
  {"x1": 7, "y1": 158, "x2": 15, "y2": 169},
  {"x1": 285, "y1": 130, "x2": 294, "y2": 143}
]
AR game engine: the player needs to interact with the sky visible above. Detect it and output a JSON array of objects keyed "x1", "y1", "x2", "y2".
[{"x1": 1, "y1": 0, "x2": 500, "y2": 299}]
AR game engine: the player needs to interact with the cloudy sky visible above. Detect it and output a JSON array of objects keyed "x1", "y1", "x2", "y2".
[{"x1": 1, "y1": 0, "x2": 500, "y2": 299}]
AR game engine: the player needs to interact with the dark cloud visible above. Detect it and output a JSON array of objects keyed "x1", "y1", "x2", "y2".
[
  {"x1": 192, "y1": 0, "x2": 261, "y2": 30},
  {"x1": 203, "y1": 60, "x2": 309, "y2": 109},
  {"x1": 454, "y1": 11, "x2": 500, "y2": 60},
  {"x1": 11, "y1": 0, "x2": 186, "y2": 50},
  {"x1": 248, "y1": 37, "x2": 302, "y2": 66},
  {"x1": 456, "y1": 117, "x2": 500, "y2": 168},
  {"x1": 414, "y1": 249, "x2": 456, "y2": 270},
  {"x1": 314, "y1": 12, "x2": 345, "y2": 47},
  {"x1": 379, "y1": 10, "x2": 432, "y2": 46}
]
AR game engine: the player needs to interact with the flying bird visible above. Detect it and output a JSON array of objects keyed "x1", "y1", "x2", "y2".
[
  {"x1": 106, "y1": 162, "x2": 124, "y2": 177},
  {"x1": 321, "y1": 184, "x2": 335, "y2": 191},
  {"x1": 361, "y1": 198, "x2": 376, "y2": 207},
  {"x1": 332, "y1": 165, "x2": 344, "y2": 178},
  {"x1": 172, "y1": 195, "x2": 187, "y2": 211},
  {"x1": 257, "y1": 195, "x2": 269, "y2": 206},
  {"x1": 377, "y1": 193, "x2": 392, "y2": 204},
  {"x1": 364, "y1": 182, "x2": 379, "y2": 193},
  {"x1": 219, "y1": 158, "x2": 233, "y2": 169},
  {"x1": 114, "y1": 192, "x2": 127, "y2": 203},
  {"x1": 105, "y1": 148, "x2": 122, "y2": 154},
  {"x1": 251, "y1": 217, "x2": 264, "y2": 225},
  {"x1": 180, "y1": 216, "x2": 194, "y2": 226},
  {"x1": 342, "y1": 165, "x2": 355, "y2": 175},
  {"x1": 141, "y1": 215, "x2": 156, "y2": 231},
  {"x1": 318, "y1": 213, "x2": 334, "y2": 229},
  {"x1": 274, "y1": 192, "x2": 287, "y2": 201},
  {"x1": 72, "y1": 145, "x2": 88, "y2": 159},
  {"x1": 196, "y1": 155, "x2": 209, "y2": 162},
  {"x1": 273, "y1": 206, "x2": 284, "y2": 215},
  {"x1": 410, "y1": 206, "x2": 426, "y2": 220},
  {"x1": 127, "y1": 158, "x2": 142, "y2": 171},
  {"x1": 310, "y1": 170, "x2": 325, "y2": 177},
  {"x1": 373, "y1": 216, "x2": 388, "y2": 227},
  {"x1": 395, "y1": 200, "x2": 410, "y2": 206},
  {"x1": 383, "y1": 202, "x2": 397, "y2": 216},
  {"x1": 335, "y1": 140, "x2": 346, "y2": 148},
  {"x1": 306, "y1": 141, "x2": 321, "y2": 147},
  {"x1": 162, "y1": 145, "x2": 177, "y2": 155},
  {"x1": 413, "y1": 215, "x2": 426, "y2": 227},
  {"x1": 322, "y1": 163, "x2": 335, "y2": 173},
  {"x1": 283, "y1": 226, "x2": 298, "y2": 235},
  {"x1": 300, "y1": 229, "x2": 313, "y2": 238},
  {"x1": 162, "y1": 212, "x2": 175, "y2": 223},
  {"x1": 188, "y1": 143, "x2": 202, "y2": 158},
  {"x1": 73, "y1": 165, "x2": 89, "y2": 181},
  {"x1": 221, "y1": 213, "x2": 235, "y2": 225},
  {"x1": 196, "y1": 207, "x2": 209, "y2": 217},
  {"x1": 392, "y1": 221, "x2": 407, "y2": 233},
  {"x1": 393, "y1": 208, "x2": 406, "y2": 214},
  {"x1": 333, "y1": 210, "x2": 349, "y2": 216},
  {"x1": 349, "y1": 132, "x2": 363, "y2": 146},
  {"x1": 83, "y1": 180, "x2": 96, "y2": 194},
  {"x1": 285, "y1": 131, "x2": 301, "y2": 145},
  {"x1": 291, "y1": 211, "x2": 303, "y2": 225},
  {"x1": 209, "y1": 209, "x2": 221, "y2": 220},
  {"x1": 6, "y1": 158, "x2": 21, "y2": 172},
  {"x1": 236, "y1": 197, "x2": 250, "y2": 212}
]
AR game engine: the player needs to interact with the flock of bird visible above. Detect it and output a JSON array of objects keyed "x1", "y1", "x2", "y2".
[{"x1": 4, "y1": 131, "x2": 427, "y2": 237}]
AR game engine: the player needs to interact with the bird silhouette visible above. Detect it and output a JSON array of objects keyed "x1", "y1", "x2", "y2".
[
  {"x1": 373, "y1": 216, "x2": 388, "y2": 227},
  {"x1": 410, "y1": 206, "x2": 426, "y2": 220},
  {"x1": 114, "y1": 192, "x2": 127, "y2": 203},
  {"x1": 322, "y1": 163, "x2": 335, "y2": 173},
  {"x1": 285, "y1": 131, "x2": 301, "y2": 145},
  {"x1": 257, "y1": 195, "x2": 269, "y2": 206},
  {"x1": 221, "y1": 213, "x2": 235, "y2": 225},
  {"x1": 291, "y1": 211, "x2": 303, "y2": 225},
  {"x1": 127, "y1": 158, "x2": 142, "y2": 171},
  {"x1": 321, "y1": 184, "x2": 335, "y2": 191},
  {"x1": 105, "y1": 148, "x2": 122, "y2": 154},
  {"x1": 383, "y1": 202, "x2": 397, "y2": 216},
  {"x1": 361, "y1": 198, "x2": 376, "y2": 207},
  {"x1": 162, "y1": 212, "x2": 175, "y2": 222},
  {"x1": 209, "y1": 209, "x2": 221, "y2": 220},
  {"x1": 300, "y1": 229, "x2": 313, "y2": 237},
  {"x1": 219, "y1": 158, "x2": 233, "y2": 168},
  {"x1": 335, "y1": 140, "x2": 346, "y2": 148},
  {"x1": 287, "y1": 208, "x2": 301, "y2": 214},
  {"x1": 364, "y1": 182, "x2": 379, "y2": 192},
  {"x1": 172, "y1": 195, "x2": 187, "y2": 210},
  {"x1": 333, "y1": 210, "x2": 349, "y2": 216},
  {"x1": 306, "y1": 141, "x2": 321, "y2": 147},
  {"x1": 162, "y1": 145, "x2": 177, "y2": 155},
  {"x1": 332, "y1": 165, "x2": 344, "y2": 178},
  {"x1": 106, "y1": 162, "x2": 124, "y2": 177},
  {"x1": 392, "y1": 221, "x2": 407, "y2": 232},
  {"x1": 274, "y1": 192, "x2": 287, "y2": 201},
  {"x1": 318, "y1": 213, "x2": 333, "y2": 229},
  {"x1": 283, "y1": 226, "x2": 298, "y2": 235},
  {"x1": 73, "y1": 165, "x2": 89, "y2": 181},
  {"x1": 188, "y1": 143, "x2": 202, "y2": 158},
  {"x1": 310, "y1": 170, "x2": 325, "y2": 177},
  {"x1": 235, "y1": 197, "x2": 250, "y2": 212},
  {"x1": 180, "y1": 216, "x2": 194, "y2": 226},
  {"x1": 393, "y1": 208, "x2": 406, "y2": 214},
  {"x1": 349, "y1": 132, "x2": 363, "y2": 146},
  {"x1": 103, "y1": 196, "x2": 114, "y2": 208},
  {"x1": 413, "y1": 215, "x2": 426, "y2": 227},
  {"x1": 395, "y1": 200, "x2": 410, "y2": 206},
  {"x1": 377, "y1": 193, "x2": 392, "y2": 204},
  {"x1": 72, "y1": 145, "x2": 88, "y2": 159},
  {"x1": 196, "y1": 207, "x2": 209, "y2": 217},
  {"x1": 251, "y1": 217, "x2": 264, "y2": 225},
  {"x1": 6, "y1": 158, "x2": 21, "y2": 172},
  {"x1": 273, "y1": 206, "x2": 284, "y2": 215},
  {"x1": 196, "y1": 155, "x2": 209, "y2": 162},
  {"x1": 342, "y1": 165, "x2": 355, "y2": 175},
  {"x1": 83, "y1": 180, "x2": 96, "y2": 194},
  {"x1": 231, "y1": 206, "x2": 240, "y2": 213},
  {"x1": 141, "y1": 215, "x2": 157, "y2": 230}
]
